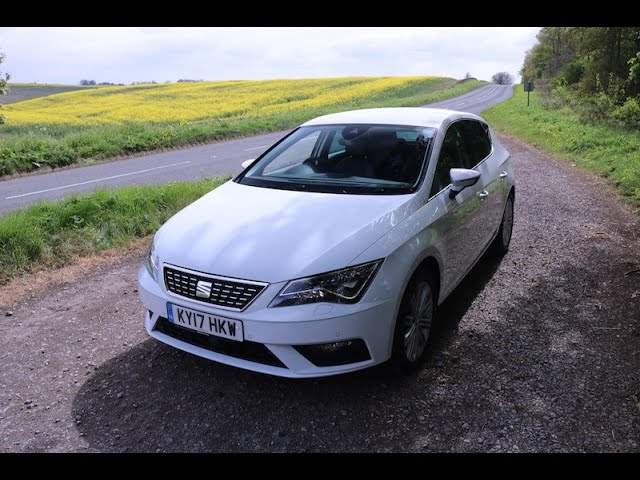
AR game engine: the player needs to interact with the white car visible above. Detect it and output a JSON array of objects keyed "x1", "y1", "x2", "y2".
[{"x1": 138, "y1": 107, "x2": 515, "y2": 378}]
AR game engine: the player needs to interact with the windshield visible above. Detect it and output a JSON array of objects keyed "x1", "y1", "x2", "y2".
[{"x1": 236, "y1": 124, "x2": 435, "y2": 195}]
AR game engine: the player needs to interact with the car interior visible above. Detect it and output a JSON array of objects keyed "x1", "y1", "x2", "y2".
[{"x1": 304, "y1": 126, "x2": 430, "y2": 184}]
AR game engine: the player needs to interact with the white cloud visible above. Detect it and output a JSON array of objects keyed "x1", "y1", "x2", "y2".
[{"x1": 0, "y1": 27, "x2": 540, "y2": 85}]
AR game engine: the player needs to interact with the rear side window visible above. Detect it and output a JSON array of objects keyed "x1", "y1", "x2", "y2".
[{"x1": 457, "y1": 120, "x2": 492, "y2": 166}]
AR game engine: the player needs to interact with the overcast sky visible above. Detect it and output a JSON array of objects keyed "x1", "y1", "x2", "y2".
[{"x1": 0, "y1": 27, "x2": 540, "y2": 85}]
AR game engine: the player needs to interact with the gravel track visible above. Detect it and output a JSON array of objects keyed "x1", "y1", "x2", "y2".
[{"x1": 1, "y1": 135, "x2": 638, "y2": 452}]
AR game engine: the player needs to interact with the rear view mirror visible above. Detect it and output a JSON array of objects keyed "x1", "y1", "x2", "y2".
[
  {"x1": 449, "y1": 168, "x2": 481, "y2": 199},
  {"x1": 241, "y1": 158, "x2": 256, "y2": 169}
]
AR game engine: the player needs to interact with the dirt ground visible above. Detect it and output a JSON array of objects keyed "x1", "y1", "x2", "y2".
[{"x1": 1, "y1": 135, "x2": 639, "y2": 452}]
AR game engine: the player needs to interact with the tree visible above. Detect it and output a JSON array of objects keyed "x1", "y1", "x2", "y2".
[
  {"x1": 521, "y1": 27, "x2": 640, "y2": 98},
  {"x1": 0, "y1": 50, "x2": 10, "y2": 124},
  {"x1": 492, "y1": 72, "x2": 514, "y2": 85},
  {"x1": 519, "y1": 27, "x2": 640, "y2": 131},
  {"x1": 629, "y1": 52, "x2": 640, "y2": 87}
]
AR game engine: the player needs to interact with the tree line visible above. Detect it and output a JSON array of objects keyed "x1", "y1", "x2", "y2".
[
  {"x1": 80, "y1": 79, "x2": 205, "y2": 86},
  {"x1": 521, "y1": 27, "x2": 640, "y2": 130}
]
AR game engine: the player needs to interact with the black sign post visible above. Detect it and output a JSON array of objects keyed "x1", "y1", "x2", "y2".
[{"x1": 524, "y1": 81, "x2": 534, "y2": 107}]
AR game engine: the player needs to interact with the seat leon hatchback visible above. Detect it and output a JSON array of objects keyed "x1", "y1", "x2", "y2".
[{"x1": 138, "y1": 107, "x2": 515, "y2": 378}]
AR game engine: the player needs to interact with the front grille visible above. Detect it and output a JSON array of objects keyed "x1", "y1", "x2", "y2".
[
  {"x1": 164, "y1": 266, "x2": 267, "y2": 311},
  {"x1": 154, "y1": 317, "x2": 286, "y2": 368}
]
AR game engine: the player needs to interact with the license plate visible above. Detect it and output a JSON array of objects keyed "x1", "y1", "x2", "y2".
[{"x1": 166, "y1": 303, "x2": 244, "y2": 342}]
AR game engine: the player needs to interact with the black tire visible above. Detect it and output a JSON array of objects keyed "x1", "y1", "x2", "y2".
[
  {"x1": 391, "y1": 269, "x2": 436, "y2": 371},
  {"x1": 490, "y1": 194, "x2": 514, "y2": 256}
]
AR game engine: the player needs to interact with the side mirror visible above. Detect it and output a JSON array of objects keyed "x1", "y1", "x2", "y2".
[
  {"x1": 241, "y1": 158, "x2": 257, "y2": 170},
  {"x1": 449, "y1": 168, "x2": 481, "y2": 199}
]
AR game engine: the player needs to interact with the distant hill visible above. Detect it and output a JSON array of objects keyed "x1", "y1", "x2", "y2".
[
  {"x1": 2, "y1": 84, "x2": 98, "y2": 104},
  {"x1": 0, "y1": 76, "x2": 487, "y2": 177},
  {"x1": 3, "y1": 77, "x2": 460, "y2": 126}
]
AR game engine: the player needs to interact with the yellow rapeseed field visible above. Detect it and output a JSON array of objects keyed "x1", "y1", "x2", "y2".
[{"x1": 4, "y1": 77, "x2": 438, "y2": 126}]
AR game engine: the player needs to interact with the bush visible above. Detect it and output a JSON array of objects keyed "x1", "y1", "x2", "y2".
[
  {"x1": 562, "y1": 59, "x2": 585, "y2": 85},
  {"x1": 576, "y1": 92, "x2": 615, "y2": 124},
  {"x1": 539, "y1": 85, "x2": 640, "y2": 133},
  {"x1": 610, "y1": 97, "x2": 640, "y2": 131},
  {"x1": 483, "y1": 87, "x2": 640, "y2": 207},
  {"x1": 544, "y1": 83, "x2": 574, "y2": 109}
]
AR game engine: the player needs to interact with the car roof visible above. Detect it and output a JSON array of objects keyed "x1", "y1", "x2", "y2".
[{"x1": 301, "y1": 107, "x2": 484, "y2": 128}]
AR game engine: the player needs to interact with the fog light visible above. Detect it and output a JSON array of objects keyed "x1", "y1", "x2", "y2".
[
  {"x1": 294, "y1": 339, "x2": 370, "y2": 367},
  {"x1": 317, "y1": 340, "x2": 353, "y2": 352}
]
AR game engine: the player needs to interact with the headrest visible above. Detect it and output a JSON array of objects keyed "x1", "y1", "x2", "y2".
[{"x1": 342, "y1": 125, "x2": 370, "y2": 140}]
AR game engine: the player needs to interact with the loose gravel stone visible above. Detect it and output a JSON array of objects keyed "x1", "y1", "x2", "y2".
[{"x1": 0, "y1": 135, "x2": 638, "y2": 453}]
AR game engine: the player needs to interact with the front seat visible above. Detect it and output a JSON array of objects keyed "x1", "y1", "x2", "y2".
[
  {"x1": 334, "y1": 134, "x2": 375, "y2": 178},
  {"x1": 365, "y1": 130, "x2": 398, "y2": 179}
]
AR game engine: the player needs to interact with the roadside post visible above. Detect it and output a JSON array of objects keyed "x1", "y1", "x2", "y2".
[{"x1": 524, "y1": 81, "x2": 534, "y2": 106}]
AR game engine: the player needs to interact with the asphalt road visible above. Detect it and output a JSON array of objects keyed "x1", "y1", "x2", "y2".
[{"x1": 0, "y1": 84, "x2": 512, "y2": 214}]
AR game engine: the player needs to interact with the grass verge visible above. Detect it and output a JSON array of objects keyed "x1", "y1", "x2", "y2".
[
  {"x1": 0, "y1": 177, "x2": 228, "y2": 286},
  {"x1": 483, "y1": 86, "x2": 640, "y2": 207},
  {"x1": 0, "y1": 78, "x2": 485, "y2": 177}
]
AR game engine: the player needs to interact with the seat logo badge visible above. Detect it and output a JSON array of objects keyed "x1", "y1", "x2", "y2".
[{"x1": 196, "y1": 280, "x2": 212, "y2": 299}]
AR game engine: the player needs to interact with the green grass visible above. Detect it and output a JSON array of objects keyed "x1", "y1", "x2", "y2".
[
  {"x1": 1, "y1": 83, "x2": 97, "y2": 104},
  {"x1": 0, "y1": 177, "x2": 228, "y2": 286},
  {"x1": 483, "y1": 86, "x2": 640, "y2": 207},
  {"x1": 0, "y1": 78, "x2": 486, "y2": 177}
]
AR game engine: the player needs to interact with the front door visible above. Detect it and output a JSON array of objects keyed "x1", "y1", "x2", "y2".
[{"x1": 429, "y1": 122, "x2": 491, "y2": 294}]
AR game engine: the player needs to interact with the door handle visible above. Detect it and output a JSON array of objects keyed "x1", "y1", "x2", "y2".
[
  {"x1": 477, "y1": 190, "x2": 489, "y2": 198},
  {"x1": 499, "y1": 172, "x2": 508, "y2": 178}
]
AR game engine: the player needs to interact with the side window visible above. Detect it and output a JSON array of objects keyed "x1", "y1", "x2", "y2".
[
  {"x1": 458, "y1": 120, "x2": 492, "y2": 166},
  {"x1": 431, "y1": 124, "x2": 466, "y2": 196}
]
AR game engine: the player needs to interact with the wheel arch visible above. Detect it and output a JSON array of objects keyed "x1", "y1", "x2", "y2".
[
  {"x1": 412, "y1": 256, "x2": 441, "y2": 306},
  {"x1": 384, "y1": 251, "x2": 443, "y2": 357},
  {"x1": 388, "y1": 254, "x2": 441, "y2": 368}
]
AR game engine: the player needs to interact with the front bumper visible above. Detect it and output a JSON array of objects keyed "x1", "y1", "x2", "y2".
[{"x1": 138, "y1": 266, "x2": 397, "y2": 378}]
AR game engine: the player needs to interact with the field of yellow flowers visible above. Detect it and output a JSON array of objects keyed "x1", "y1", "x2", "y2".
[
  {"x1": 0, "y1": 76, "x2": 485, "y2": 175},
  {"x1": 4, "y1": 77, "x2": 439, "y2": 125}
]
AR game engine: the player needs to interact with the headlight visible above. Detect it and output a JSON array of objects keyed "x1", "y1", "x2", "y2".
[
  {"x1": 269, "y1": 259, "x2": 383, "y2": 307},
  {"x1": 144, "y1": 239, "x2": 159, "y2": 282}
]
